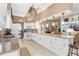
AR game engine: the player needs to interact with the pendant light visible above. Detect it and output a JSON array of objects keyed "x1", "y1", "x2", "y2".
[
  {"x1": 27, "y1": 5, "x2": 37, "y2": 22},
  {"x1": 28, "y1": 5, "x2": 37, "y2": 16}
]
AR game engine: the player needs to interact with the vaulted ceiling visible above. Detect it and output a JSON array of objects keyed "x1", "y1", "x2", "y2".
[
  {"x1": 12, "y1": 3, "x2": 52, "y2": 16},
  {"x1": 8, "y1": 3, "x2": 53, "y2": 23},
  {"x1": 7, "y1": 3, "x2": 73, "y2": 23}
]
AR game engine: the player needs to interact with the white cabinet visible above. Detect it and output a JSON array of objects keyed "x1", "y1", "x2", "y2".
[
  {"x1": 32, "y1": 33, "x2": 54, "y2": 52},
  {"x1": 52, "y1": 38, "x2": 68, "y2": 55},
  {"x1": 42, "y1": 36, "x2": 53, "y2": 50},
  {"x1": 32, "y1": 33, "x2": 70, "y2": 56},
  {"x1": 24, "y1": 32, "x2": 32, "y2": 40}
]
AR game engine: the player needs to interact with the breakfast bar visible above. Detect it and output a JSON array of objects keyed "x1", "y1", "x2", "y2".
[{"x1": 31, "y1": 33, "x2": 73, "y2": 56}]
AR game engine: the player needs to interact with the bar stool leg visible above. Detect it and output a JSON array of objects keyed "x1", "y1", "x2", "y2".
[
  {"x1": 71, "y1": 48, "x2": 73, "y2": 56},
  {"x1": 68, "y1": 47, "x2": 71, "y2": 56},
  {"x1": 76, "y1": 49, "x2": 78, "y2": 56}
]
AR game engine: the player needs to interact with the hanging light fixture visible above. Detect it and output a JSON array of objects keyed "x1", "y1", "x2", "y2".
[
  {"x1": 27, "y1": 5, "x2": 37, "y2": 22},
  {"x1": 28, "y1": 5, "x2": 37, "y2": 17}
]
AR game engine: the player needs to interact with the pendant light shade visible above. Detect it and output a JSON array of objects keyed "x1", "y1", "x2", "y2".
[{"x1": 27, "y1": 6, "x2": 37, "y2": 17}]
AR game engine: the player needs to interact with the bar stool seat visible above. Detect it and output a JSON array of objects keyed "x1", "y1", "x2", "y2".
[
  {"x1": 68, "y1": 44, "x2": 79, "y2": 56},
  {"x1": 69, "y1": 44, "x2": 79, "y2": 49}
]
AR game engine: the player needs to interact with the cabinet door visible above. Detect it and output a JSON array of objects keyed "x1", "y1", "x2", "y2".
[
  {"x1": 31, "y1": 33, "x2": 35, "y2": 40},
  {"x1": 39, "y1": 36, "x2": 53, "y2": 51},
  {"x1": 35, "y1": 34, "x2": 42, "y2": 44},
  {"x1": 44, "y1": 36, "x2": 53, "y2": 50},
  {"x1": 24, "y1": 32, "x2": 32, "y2": 40},
  {"x1": 39, "y1": 35, "x2": 47, "y2": 47},
  {"x1": 53, "y1": 38, "x2": 68, "y2": 56},
  {"x1": 34, "y1": 34, "x2": 39, "y2": 42},
  {"x1": 49, "y1": 37, "x2": 56, "y2": 51}
]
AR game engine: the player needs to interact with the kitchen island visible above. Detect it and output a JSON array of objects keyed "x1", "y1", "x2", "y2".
[{"x1": 30, "y1": 33, "x2": 73, "y2": 56}]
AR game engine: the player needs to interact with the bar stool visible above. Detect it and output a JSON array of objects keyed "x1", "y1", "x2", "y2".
[
  {"x1": 68, "y1": 33, "x2": 79, "y2": 56},
  {"x1": 68, "y1": 44, "x2": 79, "y2": 56}
]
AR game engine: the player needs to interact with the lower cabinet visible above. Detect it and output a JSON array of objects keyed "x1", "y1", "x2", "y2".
[
  {"x1": 32, "y1": 33, "x2": 69, "y2": 56},
  {"x1": 52, "y1": 38, "x2": 68, "y2": 56},
  {"x1": 24, "y1": 32, "x2": 32, "y2": 40}
]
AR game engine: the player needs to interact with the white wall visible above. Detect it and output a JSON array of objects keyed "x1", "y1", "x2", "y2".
[
  {"x1": 6, "y1": 14, "x2": 13, "y2": 28},
  {"x1": 0, "y1": 3, "x2": 13, "y2": 29},
  {"x1": 0, "y1": 3, "x2": 7, "y2": 28}
]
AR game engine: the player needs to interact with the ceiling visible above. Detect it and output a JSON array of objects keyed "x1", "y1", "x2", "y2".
[
  {"x1": 7, "y1": 3, "x2": 73, "y2": 23},
  {"x1": 8, "y1": 3, "x2": 53, "y2": 23},
  {"x1": 11, "y1": 3, "x2": 52, "y2": 17}
]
